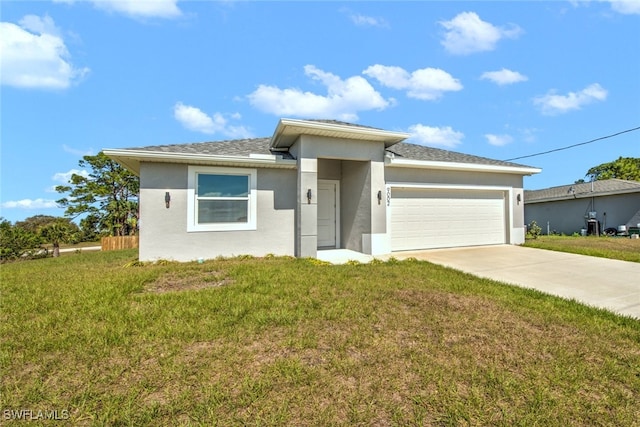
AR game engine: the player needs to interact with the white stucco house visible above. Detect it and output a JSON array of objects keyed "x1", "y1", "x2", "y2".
[{"x1": 103, "y1": 119, "x2": 541, "y2": 262}]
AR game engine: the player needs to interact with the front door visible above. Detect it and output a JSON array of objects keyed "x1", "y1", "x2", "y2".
[{"x1": 317, "y1": 180, "x2": 339, "y2": 248}]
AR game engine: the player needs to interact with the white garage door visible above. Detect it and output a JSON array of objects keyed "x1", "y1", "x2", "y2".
[{"x1": 390, "y1": 187, "x2": 507, "y2": 251}]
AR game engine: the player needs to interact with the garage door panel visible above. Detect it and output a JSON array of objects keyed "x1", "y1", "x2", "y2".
[{"x1": 391, "y1": 188, "x2": 506, "y2": 251}]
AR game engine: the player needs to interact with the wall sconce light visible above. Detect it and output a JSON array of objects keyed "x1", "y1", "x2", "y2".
[
  {"x1": 165, "y1": 191, "x2": 171, "y2": 208},
  {"x1": 517, "y1": 193, "x2": 521, "y2": 205},
  {"x1": 307, "y1": 188, "x2": 312, "y2": 204},
  {"x1": 377, "y1": 190, "x2": 382, "y2": 205}
]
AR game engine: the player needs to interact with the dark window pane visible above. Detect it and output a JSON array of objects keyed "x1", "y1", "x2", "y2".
[
  {"x1": 198, "y1": 174, "x2": 248, "y2": 197},
  {"x1": 198, "y1": 200, "x2": 248, "y2": 223}
]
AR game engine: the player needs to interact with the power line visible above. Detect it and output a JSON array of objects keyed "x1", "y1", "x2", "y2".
[{"x1": 504, "y1": 126, "x2": 640, "y2": 162}]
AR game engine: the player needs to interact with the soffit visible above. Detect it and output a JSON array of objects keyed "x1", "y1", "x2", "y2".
[{"x1": 270, "y1": 118, "x2": 409, "y2": 149}]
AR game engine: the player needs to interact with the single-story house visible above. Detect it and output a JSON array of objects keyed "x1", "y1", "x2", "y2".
[
  {"x1": 104, "y1": 118, "x2": 541, "y2": 261},
  {"x1": 524, "y1": 179, "x2": 640, "y2": 235}
]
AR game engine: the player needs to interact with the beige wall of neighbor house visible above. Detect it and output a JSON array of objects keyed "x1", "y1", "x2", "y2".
[
  {"x1": 525, "y1": 192, "x2": 640, "y2": 235},
  {"x1": 139, "y1": 162, "x2": 296, "y2": 262}
]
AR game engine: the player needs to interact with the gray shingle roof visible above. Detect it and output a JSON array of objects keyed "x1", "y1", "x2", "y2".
[
  {"x1": 127, "y1": 135, "x2": 534, "y2": 168},
  {"x1": 387, "y1": 142, "x2": 534, "y2": 168},
  {"x1": 524, "y1": 179, "x2": 640, "y2": 203},
  {"x1": 128, "y1": 137, "x2": 294, "y2": 160},
  {"x1": 123, "y1": 120, "x2": 534, "y2": 170}
]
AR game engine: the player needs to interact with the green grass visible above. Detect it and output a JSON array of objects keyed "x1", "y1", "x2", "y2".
[
  {"x1": 2, "y1": 250, "x2": 639, "y2": 425},
  {"x1": 523, "y1": 235, "x2": 640, "y2": 263}
]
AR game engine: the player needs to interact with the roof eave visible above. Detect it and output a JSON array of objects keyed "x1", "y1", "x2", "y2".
[
  {"x1": 102, "y1": 149, "x2": 298, "y2": 175},
  {"x1": 270, "y1": 118, "x2": 410, "y2": 149},
  {"x1": 385, "y1": 157, "x2": 542, "y2": 175},
  {"x1": 525, "y1": 187, "x2": 640, "y2": 203}
]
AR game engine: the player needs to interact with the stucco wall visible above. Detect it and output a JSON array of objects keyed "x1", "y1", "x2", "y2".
[
  {"x1": 298, "y1": 135, "x2": 385, "y2": 162},
  {"x1": 139, "y1": 162, "x2": 296, "y2": 261},
  {"x1": 525, "y1": 193, "x2": 640, "y2": 235},
  {"x1": 340, "y1": 161, "x2": 371, "y2": 252},
  {"x1": 318, "y1": 159, "x2": 342, "y2": 180},
  {"x1": 385, "y1": 167, "x2": 523, "y2": 189}
]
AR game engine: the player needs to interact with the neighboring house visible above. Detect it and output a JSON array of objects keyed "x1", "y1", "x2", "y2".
[
  {"x1": 524, "y1": 179, "x2": 640, "y2": 235},
  {"x1": 104, "y1": 119, "x2": 540, "y2": 261}
]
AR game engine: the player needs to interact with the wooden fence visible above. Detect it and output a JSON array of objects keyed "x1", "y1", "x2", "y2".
[{"x1": 101, "y1": 236, "x2": 139, "y2": 251}]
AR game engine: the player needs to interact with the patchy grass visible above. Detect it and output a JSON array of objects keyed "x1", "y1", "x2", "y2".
[
  {"x1": 523, "y1": 235, "x2": 640, "y2": 263},
  {"x1": 1, "y1": 250, "x2": 639, "y2": 425}
]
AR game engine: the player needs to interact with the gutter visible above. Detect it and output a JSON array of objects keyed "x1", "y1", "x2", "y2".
[
  {"x1": 102, "y1": 149, "x2": 298, "y2": 175},
  {"x1": 385, "y1": 156, "x2": 541, "y2": 176}
]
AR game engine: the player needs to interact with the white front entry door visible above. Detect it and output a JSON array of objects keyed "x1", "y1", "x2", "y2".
[{"x1": 317, "y1": 180, "x2": 339, "y2": 248}]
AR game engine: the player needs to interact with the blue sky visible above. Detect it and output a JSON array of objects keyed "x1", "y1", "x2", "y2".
[{"x1": 1, "y1": 0, "x2": 639, "y2": 223}]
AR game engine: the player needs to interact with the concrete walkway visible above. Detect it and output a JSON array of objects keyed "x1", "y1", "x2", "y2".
[
  {"x1": 59, "y1": 246, "x2": 101, "y2": 253},
  {"x1": 317, "y1": 249, "x2": 375, "y2": 264},
  {"x1": 392, "y1": 245, "x2": 640, "y2": 319}
]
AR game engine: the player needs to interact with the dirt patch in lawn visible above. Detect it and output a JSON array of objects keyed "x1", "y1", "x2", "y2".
[{"x1": 144, "y1": 270, "x2": 233, "y2": 293}]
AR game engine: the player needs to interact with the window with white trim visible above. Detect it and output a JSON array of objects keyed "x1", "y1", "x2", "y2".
[{"x1": 187, "y1": 166, "x2": 257, "y2": 231}]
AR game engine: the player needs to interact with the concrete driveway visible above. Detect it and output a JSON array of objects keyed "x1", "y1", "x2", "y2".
[{"x1": 392, "y1": 245, "x2": 640, "y2": 319}]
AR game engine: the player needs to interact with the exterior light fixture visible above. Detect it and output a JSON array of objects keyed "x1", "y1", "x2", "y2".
[
  {"x1": 165, "y1": 191, "x2": 171, "y2": 208},
  {"x1": 307, "y1": 189, "x2": 312, "y2": 204},
  {"x1": 377, "y1": 190, "x2": 382, "y2": 205},
  {"x1": 517, "y1": 193, "x2": 521, "y2": 204}
]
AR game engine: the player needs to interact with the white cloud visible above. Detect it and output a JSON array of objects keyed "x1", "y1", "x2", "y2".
[
  {"x1": 0, "y1": 15, "x2": 90, "y2": 89},
  {"x1": 52, "y1": 169, "x2": 89, "y2": 184},
  {"x1": 53, "y1": 0, "x2": 182, "y2": 19},
  {"x1": 407, "y1": 124, "x2": 464, "y2": 148},
  {"x1": 18, "y1": 14, "x2": 61, "y2": 36},
  {"x1": 534, "y1": 83, "x2": 608, "y2": 115},
  {"x1": 173, "y1": 103, "x2": 253, "y2": 138},
  {"x1": 480, "y1": 68, "x2": 528, "y2": 85},
  {"x1": 248, "y1": 65, "x2": 392, "y2": 121},
  {"x1": 1, "y1": 198, "x2": 59, "y2": 209},
  {"x1": 340, "y1": 7, "x2": 389, "y2": 28},
  {"x1": 440, "y1": 12, "x2": 522, "y2": 55},
  {"x1": 485, "y1": 134, "x2": 514, "y2": 147},
  {"x1": 62, "y1": 144, "x2": 94, "y2": 157},
  {"x1": 572, "y1": 0, "x2": 640, "y2": 15},
  {"x1": 363, "y1": 65, "x2": 462, "y2": 100},
  {"x1": 350, "y1": 13, "x2": 389, "y2": 28},
  {"x1": 608, "y1": 0, "x2": 640, "y2": 14},
  {"x1": 520, "y1": 128, "x2": 539, "y2": 143}
]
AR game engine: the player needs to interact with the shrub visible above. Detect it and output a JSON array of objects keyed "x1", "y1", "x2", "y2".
[
  {"x1": 0, "y1": 219, "x2": 44, "y2": 261},
  {"x1": 527, "y1": 220, "x2": 542, "y2": 239}
]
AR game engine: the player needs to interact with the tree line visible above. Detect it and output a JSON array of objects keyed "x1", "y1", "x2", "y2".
[
  {"x1": 1, "y1": 152, "x2": 138, "y2": 261},
  {"x1": 576, "y1": 156, "x2": 640, "y2": 183}
]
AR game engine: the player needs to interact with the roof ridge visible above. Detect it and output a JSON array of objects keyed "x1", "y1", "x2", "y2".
[
  {"x1": 130, "y1": 136, "x2": 271, "y2": 150},
  {"x1": 527, "y1": 178, "x2": 640, "y2": 193}
]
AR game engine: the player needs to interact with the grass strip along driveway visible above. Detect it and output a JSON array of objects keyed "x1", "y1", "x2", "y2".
[
  {"x1": 523, "y1": 235, "x2": 640, "y2": 263},
  {"x1": 2, "y1": 250, "x2": 639, "y2": 425}
]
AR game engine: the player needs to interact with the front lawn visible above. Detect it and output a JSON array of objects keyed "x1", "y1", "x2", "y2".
[
  {"x1": 2, "y1": 250, "x2": 639, "y2": 425},
  {"x1": 523, "y1": 235, "x2": 640, "y2": 263}
]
